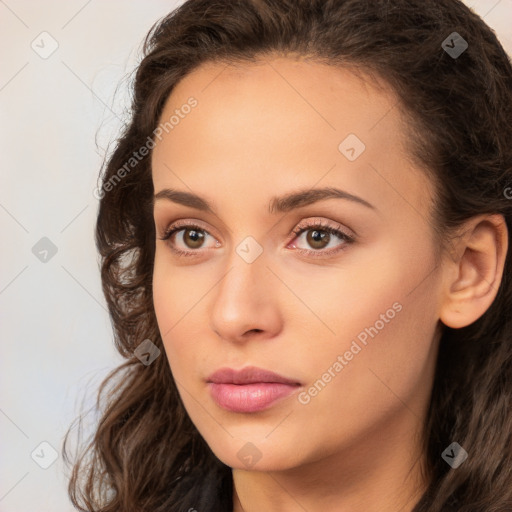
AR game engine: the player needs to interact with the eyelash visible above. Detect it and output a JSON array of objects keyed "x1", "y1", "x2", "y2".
[{"x1": 158, "y1": 220, "x2": 355, "y2": 259}]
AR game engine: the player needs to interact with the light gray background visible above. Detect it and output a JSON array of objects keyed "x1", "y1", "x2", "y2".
[{"x1": 1, "y1": 1, "x2": 511, "y2": 511}]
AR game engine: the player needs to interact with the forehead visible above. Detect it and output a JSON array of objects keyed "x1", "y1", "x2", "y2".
[
  {"x1": 151, "y1": 57, "x2": 435, "y2": 223},
  {"x1": 158, "y1": 56, "x2": 396, "y2": 140}
]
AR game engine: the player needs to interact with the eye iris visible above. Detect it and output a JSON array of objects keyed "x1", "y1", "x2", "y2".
[
  {"x1": 307, "y1": 229, "x2": 330, "y2": 249},
  {"x1": 184, "y1": 228, "x2": 204, "y2": 248}
]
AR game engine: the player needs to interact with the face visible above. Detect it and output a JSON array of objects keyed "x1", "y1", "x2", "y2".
[{"x1": 151, "y1": 56, "x2": 444, "y2": 472}]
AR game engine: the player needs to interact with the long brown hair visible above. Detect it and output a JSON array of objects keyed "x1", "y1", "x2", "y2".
[{"x1": 63, "y1": 1, "x2": 512, "y2": 510}]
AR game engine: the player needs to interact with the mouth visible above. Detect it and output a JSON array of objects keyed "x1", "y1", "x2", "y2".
[{"x1": 206, "y1": 366, "x2": 302, "y2": 413}]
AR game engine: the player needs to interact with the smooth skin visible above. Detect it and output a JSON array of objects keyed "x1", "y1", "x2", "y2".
[{"x1": 151, "y1": 56, "x2": 508, "y2": 512}]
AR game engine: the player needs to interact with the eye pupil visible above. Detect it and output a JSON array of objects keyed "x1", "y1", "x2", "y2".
[
  {"x1": 307, "y1": 229, "x2": 329, "y2": 248},
  {"x1": 185, "y1": 228, "x2": 204, "y2": 248}
]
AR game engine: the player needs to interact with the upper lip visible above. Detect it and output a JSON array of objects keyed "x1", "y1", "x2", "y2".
[{"x1": 207, "y1": 366, "x2": 301, "y2": 385}]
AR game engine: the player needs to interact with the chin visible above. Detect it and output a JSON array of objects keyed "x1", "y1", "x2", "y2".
[{"x1": 208, "y1": 439, "x2": 303, "y2": 472}]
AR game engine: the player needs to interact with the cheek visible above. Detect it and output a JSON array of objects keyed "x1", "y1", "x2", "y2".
[
  {"x1": 300, "y1": 292, "x2": 439, "y2": 452},
  {"x1": 152, "y1": 249, "x2": 196, "y2": 330},
  {"x1": 296, "y1": 242, "x2": 440, "y2": 429},
  {"x1": 152, "y1": 256, "x2": 186, "y2": 364},
  {"x1": 152, "y1": 255, "x2": 213, "y2": 380},
  {"x1": 286, "y1": 232, "x2": 435, "y2": 354}
]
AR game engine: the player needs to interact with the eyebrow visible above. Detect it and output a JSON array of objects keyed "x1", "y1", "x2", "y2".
[{"x1": 153, "y1": 186, "x2": 376, "y2": 214}]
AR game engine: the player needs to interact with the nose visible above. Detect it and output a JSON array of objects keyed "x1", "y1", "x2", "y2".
[{"x1": 209, "y1": 252, "x2": 283, "y2": 344}]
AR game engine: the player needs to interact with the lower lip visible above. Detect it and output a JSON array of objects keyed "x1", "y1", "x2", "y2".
[{"x1": 208, "y1": 382, "x2": 299, "y2": 413}]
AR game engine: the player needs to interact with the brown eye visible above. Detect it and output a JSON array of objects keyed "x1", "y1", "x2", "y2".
[
  {"x1": 158, "y1": 222, "x2": 217, "y2": 256},
  {"x1": 290, "y1": 221, "x2": 355, "y2": 258},
  {"x1": 306, "y1": 229, "x2": 331, "y2": 250},
  {"x1": 181, "y1": 228, "x2": 206, "y2": 249}
]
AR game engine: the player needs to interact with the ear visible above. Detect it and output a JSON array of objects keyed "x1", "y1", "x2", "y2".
[{"x1": 439, "y1": 213, "x2": 508, "y2": 329}]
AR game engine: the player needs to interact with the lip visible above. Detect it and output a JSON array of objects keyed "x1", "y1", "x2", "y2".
[{"x1": 206, "y1": 366, "x2": 301, "y2": 413}]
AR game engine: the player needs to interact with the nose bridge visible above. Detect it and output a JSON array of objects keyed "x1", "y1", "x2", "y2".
[
  {"x1": 210, "y1": 239, "x2": 280, "y2": 340},
  {"x1": 216, "y1": 239, "x2": 269, "y2": 309},
  {"x1": 220, "y1": 208, "x2": 269, "y2": 286}
]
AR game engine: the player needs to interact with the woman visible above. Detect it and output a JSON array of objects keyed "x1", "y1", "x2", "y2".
[{"x1": 63, "y1": 1, "x2": 512, "y2": 510}]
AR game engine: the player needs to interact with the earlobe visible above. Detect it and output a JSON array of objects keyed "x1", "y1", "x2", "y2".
[{"x1": 439, "y1": 214, "x2": 508, "y2": 329}]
